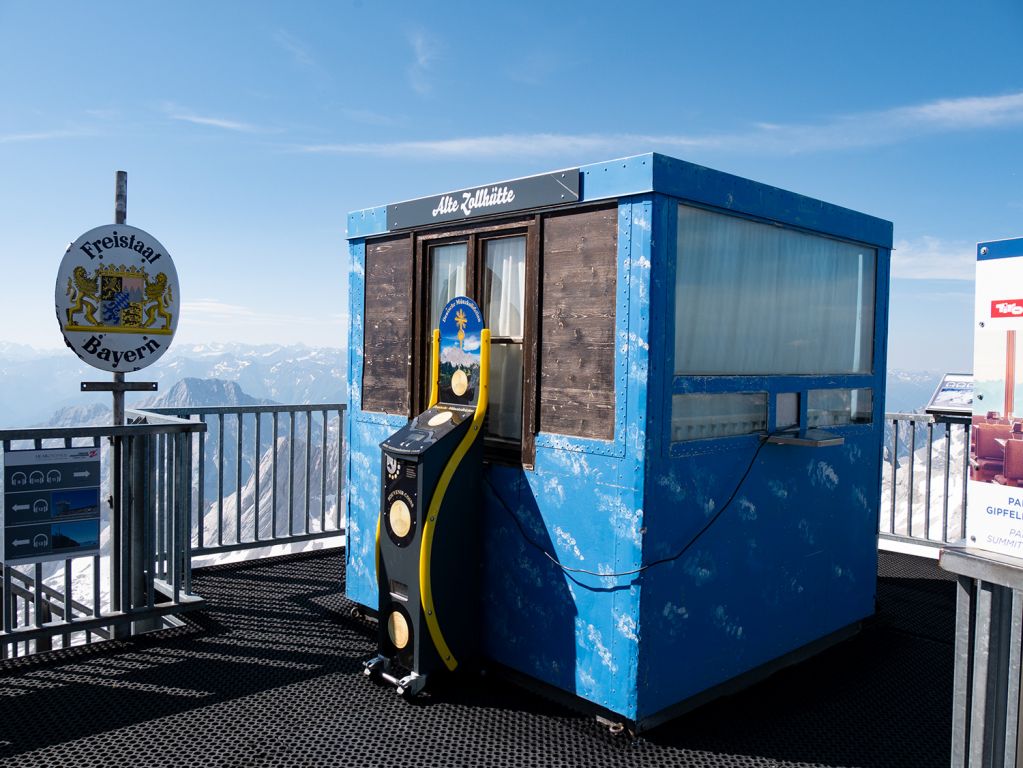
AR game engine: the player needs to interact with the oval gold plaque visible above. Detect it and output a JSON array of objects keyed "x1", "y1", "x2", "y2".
[
  {"x1": 388, "y1": 610, "x2": 410, "y2": 649},
  {"x1": 451, "y1": 368, "x2": 469, "y2": 396},
  {"x1": 389, "y1": 499, "x2": 412, "y2": 538}
]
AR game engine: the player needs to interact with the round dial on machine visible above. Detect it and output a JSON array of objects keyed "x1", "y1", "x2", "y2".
[
  {"x1": 389, "y1": 499, "x2": 412, "y2": 538},
  {"x1": 387, "y1": 609, "x2": 410, "y2": 650},
  {"x1": 384, "y1": 490, "x2": 417, "y2": 546}
]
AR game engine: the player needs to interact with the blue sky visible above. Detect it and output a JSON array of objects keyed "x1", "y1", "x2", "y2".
[{"x1": 1, "y1": 0, "x2": 1021, "y2": 373}]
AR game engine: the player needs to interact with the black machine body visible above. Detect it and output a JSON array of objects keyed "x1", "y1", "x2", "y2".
[{"x1": 365, "y1": 404, "x2": 484, "y2": 696}]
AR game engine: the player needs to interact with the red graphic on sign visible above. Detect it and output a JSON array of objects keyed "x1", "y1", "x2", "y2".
[{"x1": 992, "y1": 300, "x2": 1023, "y2": 318}]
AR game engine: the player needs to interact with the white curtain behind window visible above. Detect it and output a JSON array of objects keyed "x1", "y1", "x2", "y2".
[
  {"x1": 485, "y1": 238, "x2": 525, "y2": 337},
  {"x1": 484, "y1": 237, "x2": 526, "y2": 440},
  {"x1": 675, "y1": 205, "x2": 876, "y2": 375},
  {"x1": 430, "y1": 243, "x2": 467, "y2": 331}
]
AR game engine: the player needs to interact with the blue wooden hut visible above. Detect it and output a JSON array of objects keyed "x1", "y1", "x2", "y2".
[{"x1": 344, "y1": 153, "x2": 892, "y2": 728}]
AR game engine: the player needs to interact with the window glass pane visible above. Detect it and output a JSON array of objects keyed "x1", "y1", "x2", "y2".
[
  {"x1": 675, "y1": 205, "x2": 876, "y2": 375},
  {"x1": 430, "y1": 243, "x2": 467, "y2": 331},
  {"x1": 807, "y1": 388, "x2": 873, "y2": 427},
  {"x1": 487, "y1": 342, "x2": 523, "y2": 440},
  {"x1": 483, "y1": 237, "x2": 526, "y2": 337},
  {"x1": 671, "y1": 392, "x2": 768, "y2": 442}
]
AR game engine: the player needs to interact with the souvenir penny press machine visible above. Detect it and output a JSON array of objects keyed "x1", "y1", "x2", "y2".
[{"x1": 363, "y1": 297, "x2": 490, "y2": 695}]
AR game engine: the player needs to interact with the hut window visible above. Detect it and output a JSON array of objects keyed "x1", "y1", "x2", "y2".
[
  {"x1": 482, "y1": 236, "x2": 526, "y2": 442},
  {"x1": 429, "y1": 243, "x2": 467, "y2": 330},
  {"x1": 538, "y1": 207, "x2": 618, "y2": 441},
  {"x1": 671, "y1": 393, "x2": 768, "y2": 442},
  {"x1": 415, "y1": 222, "x2": 537, "y2": 465},
  {"x1": 807, "y1": 388, "x2": 873, "y2": 427},
  {"x1": 674, "y1": 205, "x2": 875, "y2": 376},
  {"x1": 362, "y1": 236, "x2": 413, "y2": 415}
]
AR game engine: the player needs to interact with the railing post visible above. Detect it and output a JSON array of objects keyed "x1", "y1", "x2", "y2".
[
  {"x1": 132, "y1": 434, "x2": 160, "y2": 633},
  {"x1": 889, "y1": 417, "x2": 898, "y2": 535},
  {"x1": 924, "y1": 422, "x2": 934, "y2": 540},
  {"x1": 962, "y1": 423, "x2": 971, "y2": 540},
  {"x1": 183, "y1": 430, "x2": 193, "y2": 596},
  {"x1": 197, "y1": 414, "x2": 206, "y2": 551},
  {"x1": 907, "y1": 422, "x2": 916, "y2": 538},
  {"x1": 254, "y1": 412, "x2": 262, "y2": 540},
  {"x1": 146, "y1": 434, "x2": 157, "y2": 610},
  {"x1": 943, "y1": 421, "x2": 953, "y2": 543},
  {"x1": 236, "y1": 412, "x2": 243, "y2": 545}
]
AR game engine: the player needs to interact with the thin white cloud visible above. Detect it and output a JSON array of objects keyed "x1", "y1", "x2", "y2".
[
  {"x1": 183, "y1": 299, "x2": 334, "y2": 326},
  {"x1": 163, "y1": 104, "x2": 265, "y2": 134},
  {"x1": 273, "y1": 29, "x2": 317, "y2": 71},
  {"x1": 177, "y1": 300, "x2": 346, "y2": 346},
  {"x1": 408, "y1": 31, "x2": 439, "y2": 95},
  {"x1": 298, "y1": 132, "x2": 699, "y2": 158},
  {"x1": 894, "y1": 91, "x2": 1023, "y2": 129},
  {"x1": 891, "y1": 236, "x2": 976, "y2": 281},
  {"x1": 296, "y1": 90, "x2": 1023, "y2": 159},
  {"x1": 0, "y1": 129, "x2": 93, "y2": 144},
  {"x1": 340, "y1": 107, "x2": 401, "y2": 127}
]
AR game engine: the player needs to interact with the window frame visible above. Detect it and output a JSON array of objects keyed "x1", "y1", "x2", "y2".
[
  {"x1": 412, "y1": 217, "x2": 540, "y2": 467},
  {"x1": 668, "y1": 202, "x2": 880, "y2": 453}
]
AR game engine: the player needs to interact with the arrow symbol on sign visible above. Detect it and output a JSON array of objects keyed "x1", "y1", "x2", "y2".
[
  {"x1": 12, "y1": 504, "x2": 29, "y2": 512},
  {"x1": 11, "y1": 539, "x2": 29, "y2": 547},
  {"x1": 73, "y1": 471, "x2": 90, "y2": 478}
]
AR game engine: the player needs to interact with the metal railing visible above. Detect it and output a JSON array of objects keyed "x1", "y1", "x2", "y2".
[
  {"x1": 880, "y1": 411, "x2": 971, "y2": 553},
  {"x1": 136, "y1": 404, "x2": 346, "y2": 558},
  {"x1": 1, "y1": 418, "x2": 206, "y2": 658},
  {"x1": 940, "y1": 547, "x2": 1023, "y2": 768}
]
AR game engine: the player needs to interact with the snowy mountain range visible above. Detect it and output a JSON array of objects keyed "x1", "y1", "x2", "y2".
[
  {"x1": 0, "y1": 342, "x2": 346, "y2": 428},
  {"x1": 885, "y1": 369, "x2": 944, "y2": 414}
]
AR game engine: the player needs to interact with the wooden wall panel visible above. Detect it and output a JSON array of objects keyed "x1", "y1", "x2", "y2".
[
  {"x1": 539, "y1": 207, "x2": 617, "y2": 439},
  {"x1": 362, "y1": 236, "x2": 412, "y2": 414}
]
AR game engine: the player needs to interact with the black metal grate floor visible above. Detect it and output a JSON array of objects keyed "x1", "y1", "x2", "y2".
[{"x1": 0, "y1": 550, "x2": 955, "y2": 767}]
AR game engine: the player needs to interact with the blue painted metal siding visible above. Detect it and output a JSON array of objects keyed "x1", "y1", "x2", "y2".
[
  {"x1": 651, "y1": 154, "x2": 892, "y2": 249},
  {"x1": 480, "y1": 196, "x2": 652, "y2": 719},
  {"x1": 635, "y1": 192, "x2": 891, "y2": 721},
  {"x1": 346, "y1": 205, "x2": 388, "y2": 239}
]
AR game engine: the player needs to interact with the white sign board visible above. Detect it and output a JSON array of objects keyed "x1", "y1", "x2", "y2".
[
  {"x1": 925, "y1": 373, "x2": 973, "y2": 416},
  {"x1": 55, "y1": 223, "x2": 179, "y2": 372},
  {"x1": 968, "y1": 237, "x2": 1023, "y2": 558}
]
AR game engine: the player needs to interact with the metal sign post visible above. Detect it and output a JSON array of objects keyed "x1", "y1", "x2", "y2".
[{"x1": 42, "y1": 170, "x2": 181, "y2": 640}]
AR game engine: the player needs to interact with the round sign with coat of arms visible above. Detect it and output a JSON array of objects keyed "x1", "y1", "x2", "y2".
[{"x1": 55, "y1": 224, "x2": 179, "y2": 372}]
